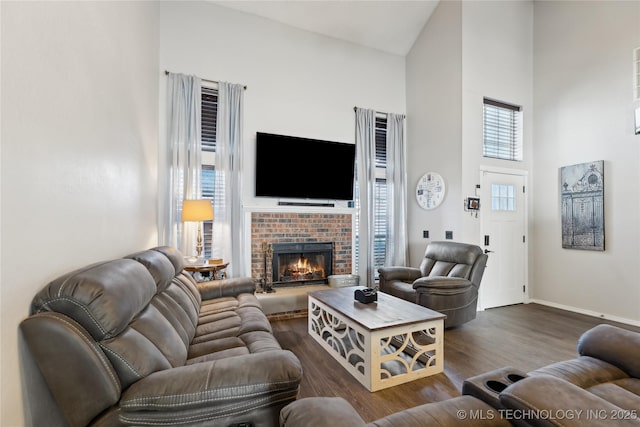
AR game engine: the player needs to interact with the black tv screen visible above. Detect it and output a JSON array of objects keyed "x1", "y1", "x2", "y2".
[{"x1": 255, "y1": 132, "x2": 356, "y2": 201}]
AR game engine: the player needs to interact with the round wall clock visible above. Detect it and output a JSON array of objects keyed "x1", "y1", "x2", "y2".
[{"x1": 416, "y1": 172, "x2": 446, "y2": 210}]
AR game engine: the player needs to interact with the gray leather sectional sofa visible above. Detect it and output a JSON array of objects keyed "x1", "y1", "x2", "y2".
[
  {"x1": 281, "y1": 323, "x2": 640, "y2": 426},
  {"x1": 19, "y1": 246, "x2": 302, "y2": 427}
]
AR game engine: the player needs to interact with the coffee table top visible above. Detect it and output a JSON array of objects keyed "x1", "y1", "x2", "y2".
[{"x1": 309, "y1": 286, "x2": 445, "y2": 331}]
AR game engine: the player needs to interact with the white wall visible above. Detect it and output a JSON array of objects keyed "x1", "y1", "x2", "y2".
[
  {"x1": 532, "y1": 1, "x2": 640, "y2": 323},
  {"x1": 159, "y1": 1, "x2": 406, "y2": 278},
  {"x1": 0, "y1": 2, "x2": 159, "y2": 425},
  {"x1": 405, "y1": 1, "x2": 463, "y2": 266},
  {"x1": 406, "y1": 1, "x2": 533, "y2": 268},
  {"x1": 461, "y1": 1, "x2": 533, "y2": 245},
  {"x1": 159, "y1": 1, "x2": 406, "y2": 211}
]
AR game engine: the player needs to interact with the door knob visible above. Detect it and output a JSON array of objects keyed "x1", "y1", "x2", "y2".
[{"x1": 484, "y1": 249, "x2": 494, "y2": 254}]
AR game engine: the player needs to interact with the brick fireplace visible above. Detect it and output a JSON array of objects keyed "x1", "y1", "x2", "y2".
[{"x1": 251, "y1": 212, "x2": 353, "y2": 287}]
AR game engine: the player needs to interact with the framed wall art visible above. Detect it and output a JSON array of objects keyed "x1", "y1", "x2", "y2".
[{"x1": 560, "y1": 161, "x2": 604, "y2": 251}]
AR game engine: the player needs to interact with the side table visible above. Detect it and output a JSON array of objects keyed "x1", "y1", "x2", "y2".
[{"x1": 183, "y1": 262, "x2": 229, "y2": 282}]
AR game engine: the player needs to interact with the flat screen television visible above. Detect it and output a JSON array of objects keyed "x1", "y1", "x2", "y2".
[{"x1": 255, "y1": 132, "x2": 356, "y2": 201}]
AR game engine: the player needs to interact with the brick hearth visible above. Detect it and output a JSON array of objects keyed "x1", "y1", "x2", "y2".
[{"x1": 251, "y1": 212, "x2": 353, "y2": 284}]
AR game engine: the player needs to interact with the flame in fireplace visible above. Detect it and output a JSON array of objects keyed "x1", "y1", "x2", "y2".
[{"x1": 285, "y1": 255, "x2": 325, "y2": 281}]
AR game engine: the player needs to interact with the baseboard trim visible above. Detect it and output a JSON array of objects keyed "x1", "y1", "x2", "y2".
[{"x1": 529, "y1": 299, "x2": 640, "y2": 327}]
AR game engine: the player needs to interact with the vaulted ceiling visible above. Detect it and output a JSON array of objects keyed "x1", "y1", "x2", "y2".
[{"x1": 213, "y1": 1, "x2": 440, "y2": 55}]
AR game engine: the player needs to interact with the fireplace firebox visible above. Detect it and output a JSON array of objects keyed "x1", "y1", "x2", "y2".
[{"x1": 271, "y1": 242, "x2": 333, "y2": 286}]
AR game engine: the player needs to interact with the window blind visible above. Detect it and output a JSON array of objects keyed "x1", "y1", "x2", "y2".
[
  {"x1": 201, "y1": 87, "x2": 218, "y2": 153},
  {"x1": 483, "y1": 98, "x2": 523, "y2": 161},
  {"x1": 373, "y1": 178, "x2": 387, "y2": 270},
  {"x1": 375, "y1": 116, "x2": 387, "y2": 168},
  {"x1": 200, "y1": 87, "x2": 218, "y2": 258}
]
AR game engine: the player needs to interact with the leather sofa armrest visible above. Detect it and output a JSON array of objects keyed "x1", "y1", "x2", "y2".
[
  {"x1": 197, "y1": 276, "x2": 256, "y2": 300},
  {"x1": 500, "y1": 375, "x2": 640, "y2": 426},
  {"x1": 120, "y1": 350, "x2": 302, "y2": 424},
  {"x1": 413, "y1": 276, "x2": 471, "y2": 290},
  {"x1": 378, "y1": 266, "x2": 422, "y2": 282},
  {"x1": 578, "y1": 324, "x2": 640, "y2": 378},
  {"x1": 280, "y1": 397, "x2": 367, "y2": 427}
]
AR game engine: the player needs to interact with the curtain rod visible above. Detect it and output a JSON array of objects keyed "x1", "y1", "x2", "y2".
[
  {"x1": 353, "y1": 106, "x2": 405, "y2": 119},
  {"x1": 164, "y1": 70, "x2": 247, "y2": 90}
]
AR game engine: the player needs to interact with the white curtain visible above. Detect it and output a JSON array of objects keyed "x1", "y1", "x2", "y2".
[
  {"x1": 213, "y1": 82, "x2": 244, "y2": 277},
  {"x1": 385, "y1": 113, "x2": 408, "y2": 266},
  {"x1": 355, "y1": 108, "x2": 377, "y2": 285},
  {"x1": 161, "y1": 73, "x2": 202, "y2": 256}
]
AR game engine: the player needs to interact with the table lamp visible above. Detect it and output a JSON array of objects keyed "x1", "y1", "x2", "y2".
[{"x1": 181, "y1": 199, "x2": 214, "y2": 257}]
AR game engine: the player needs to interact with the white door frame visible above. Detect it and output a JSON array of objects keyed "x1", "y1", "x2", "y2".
[{"x1": 478, "y1": 165, "x2": 529, "y2": 311}]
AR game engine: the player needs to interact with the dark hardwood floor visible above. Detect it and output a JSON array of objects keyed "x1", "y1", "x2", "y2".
[{"x1": 271, "y1": 303, "x2": 640, "y2": 423}]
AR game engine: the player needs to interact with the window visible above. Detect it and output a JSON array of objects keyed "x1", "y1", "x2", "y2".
[
  {"x1": 355, "y1": 115, "x2": 388, "y2": 279},
  {"x1": 200, "y1": 86, "x2": 218, "y2": 258},
  {"x1": 483, "y1": 98, "x2": 523, "y2": 161},
  {"x1": 491, "y1": 184, "x2": 516, "y2": 211}
]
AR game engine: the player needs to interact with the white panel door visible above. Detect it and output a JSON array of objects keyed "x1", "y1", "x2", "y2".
[{"x1": 480, "y1": 171, "x2": 526, "y2": 309}]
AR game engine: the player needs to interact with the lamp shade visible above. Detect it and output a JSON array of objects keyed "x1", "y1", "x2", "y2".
[{"x1": 182, "y1": 199, "x2": 214, "y2": 222}]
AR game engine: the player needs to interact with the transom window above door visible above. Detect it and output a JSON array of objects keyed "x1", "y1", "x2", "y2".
[{"x1": 483, "y1": 98, "x2": 523, "y2": 161}]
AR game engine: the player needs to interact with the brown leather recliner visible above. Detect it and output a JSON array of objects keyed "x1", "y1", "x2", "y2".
[
  {"x1": 19, "y1": 246, "x2": 302, "y2": 427},
  {"x1": 378, "y1": 241, "x2": 487, "y2": 328}
]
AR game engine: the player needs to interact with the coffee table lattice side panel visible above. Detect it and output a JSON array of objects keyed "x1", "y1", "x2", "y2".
[{"x1": 308, "y1": 297, "x2": 444, "y2": 391}]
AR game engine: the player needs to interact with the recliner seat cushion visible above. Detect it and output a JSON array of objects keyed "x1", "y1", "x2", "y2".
[
  {"x1": 382, "y1": 280, "x2": 416, "y2": 302},
  {"x1": 587, "y1": 380, "x2": 640, "y2": 411}
]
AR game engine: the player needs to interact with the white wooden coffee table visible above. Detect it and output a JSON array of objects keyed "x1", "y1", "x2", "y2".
[{"x1": 308, "y1": 286, "x2": 445, "y2": 392}]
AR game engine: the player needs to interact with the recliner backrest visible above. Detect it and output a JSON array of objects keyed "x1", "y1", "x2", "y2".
[
  {"x1": 22, "y1": 247, "x2": 205, "y2": 426},
  {"x1": 126, "y1": 248, "x2": 201, "y2": 347},
  {"x1": 419, "y1": 241, "x2": 485, "y2": 283},
  {"x1": 29, "y1": 249, "x2": 203, "y2": 390}
]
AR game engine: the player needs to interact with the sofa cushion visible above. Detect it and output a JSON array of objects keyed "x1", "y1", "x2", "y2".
[
  {"x1": 578, "y1": 323, "x2": 640, "y2": 378},
  {"x1": 126, "y1": 249, "x2": 176, "y2": 292},
  {"x1": 30, "y1": 254, "x2": 205, "y2": 390},
  {"x1": 587, "y1": 380, "x2": 640, "y2": 411},
  {"x1": 371, "y1": 396, "x2": 509, "y2": 427},
  {"x1": 119, "y1": 351, "x2": 302, "y2": 426},
  {"x1": 529, "y1": 355, "x2": 628, "y2": 389},
  {"x1": 150, "y1": 287, "x2": 198, "y2": 348},
  {"x1": 152, "y1": 245, "x2": 186, "y2": 273},
  {"x1": 381, "y1": 280, "x2": 416, "y2": 302},
  {"x1": 419, "y1": 241, "x2": 483, "y2": 278},
  {"x1": 31, "y1": 259, "x2": 156, "y2": 340},
  {"x1": 500, "y1": 375, "x2": 640, "y2": 427}
]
